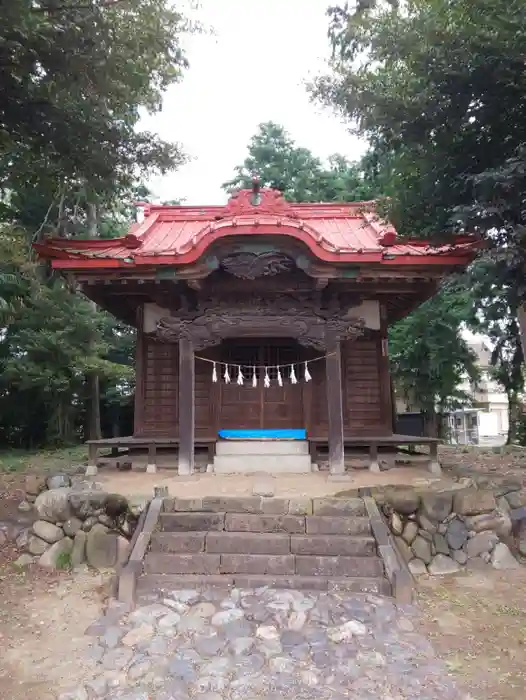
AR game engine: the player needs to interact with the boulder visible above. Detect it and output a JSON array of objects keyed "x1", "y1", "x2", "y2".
[
  {"x1": 82, "y1": 516, "x2": 99, "y2": 531},
  {"x1": 34, "y1": 488, "x2": 72, "y2": 522},
  {"x1": 497, "y1": 496, "x2": 511, "y2": 514},
  {"x1": 518, "y1": 538, "x2": 526, "y2": 557},
  {"x1": 39, "y1": 537, "x2": 73, "y2": 569},
  {"x1": 411, "y1": 535, "x2": 432, "y2": 564},
  {"x1": 491, "y1": 542, "x2": 520, "y2": 570},
  {"x1": 453, "y1": 488, "x2": 496, "y2": 516},
  {"x1": 390, "y1": 512, "x2": 404, "y2": 536},
  {"x1": 494, "y1": 478, "x2": 522, "y2": 497},
  {"x1": 466, "y1": 531, "x2": 498, "y2": 559},
  {"x1": 69, "y1": 491, "x2": 108, "y2": 519},
  {"x1": 446, "y1": 518, "x2": 469, "y2": 550},
  {"x1": 86, "y1": 524, "x2": 118, "y2": 569},
  {"x1": 421, "y1": 492, "x2": 453, "y2": 523},
  {"x1": 14, "y1": 554, "x2": 34, "y2": 568},
  {"x1": 402, "y1": 521, "x2": 418, "y2": 545},
  {"x1": 433, "y1": 533, "x2": 450, "y2": 556},
  {"x1": 408, "y1": 559, "x2": 427, "y2": 575},
  {"x1": 15, "y1": 528, "x2": 31, "y2": 550},
  {"x1": 452, "y1": 549, "x2": 467, "y2": 565},
  {"x1": 46, "y1": 473, "x2": 71, "y2": 490},
  {"x1": 18, "y1": 500, "x2": 32, "y2": 513},
  {"x1": 394, "y1": 536, "x2": 413, "y2": 563},
  {"x1": 428, "y1": 554, "x2": 461, "y2": 575},
  {"x1": 465, "y1": 510, "x2": 512, "y2": 538},
  {"x1": 63, "y1": 517, "x2": 83, "y2": 538},
  {"x1": 25, "y1": 474, "x2": 46, "y2": 496},
  {"x1": 71, "y1": 530, "x2": 87, "y2": 568},
  {"x1": 28, "y1": 535, "x2": 49, "y2": 555},
  {"x1": 32, "y1": 520, "x2": 64, "y2": 544},
  {"x1": 117, "y1": 536, "x2": 130, "y2": 565},
  {"x1": 383, "y1": 489, "x2": 420, "y2": 515},
  {"x1": 506, "y1": 490, "x2": 526, "y2": 509}
]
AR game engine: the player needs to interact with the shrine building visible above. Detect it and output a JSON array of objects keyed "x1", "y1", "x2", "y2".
[{"x1": 34, "y1": 185, "x2": 477, "y2": 477}]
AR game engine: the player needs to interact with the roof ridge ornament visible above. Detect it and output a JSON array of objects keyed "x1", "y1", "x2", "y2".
[{"x1": 222, "y1": 186, "x2": 298, "y2": 219}]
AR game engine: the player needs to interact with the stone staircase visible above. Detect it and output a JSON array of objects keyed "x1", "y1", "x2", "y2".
[
  {"x1": 138, "y1": 496, "x2": 390, "y2": 595},
  {"x1": 210, "y1": 440, "x2": 314, "y2": 474}
]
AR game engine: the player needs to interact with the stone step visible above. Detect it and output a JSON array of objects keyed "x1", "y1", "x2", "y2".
[
  {"x1": 212, "y1": 454, "x2": 313, "y2": 474},
  {"x1": 159, "y1": 512, "x2": 372, "y2": 535},
  {"x1": 150, "y1": 531, "x2": 376, "y2": 556},
  {"x1": 137, "y1": 573, "x2": 391, "y2": 596},
  {"x1": 215, "y1": 439, "x2": 310, "y2": 456},
  {"x1": 144, "y1": 551, "x2": 384, "y2": 577}
]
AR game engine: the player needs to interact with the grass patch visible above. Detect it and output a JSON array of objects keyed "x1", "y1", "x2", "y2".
[
  {"x1": 0, "y1": 445, "x2": 87, "y2": 474},
  {"x1": 55, "y1": 551, "x2": 72, "y2": 570}
]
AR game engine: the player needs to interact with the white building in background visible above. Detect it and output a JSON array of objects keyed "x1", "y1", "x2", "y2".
[{"x1": 446, "y1": 339, "x2": 509, "y2": 446}]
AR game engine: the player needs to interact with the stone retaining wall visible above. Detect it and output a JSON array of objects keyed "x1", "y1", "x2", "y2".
[
  {"x1": 14, "y1": 472, "x2": 147, "y2": 570},
  {"x1": 377, "y1": 481, "x2": 526, "y2": 575}
]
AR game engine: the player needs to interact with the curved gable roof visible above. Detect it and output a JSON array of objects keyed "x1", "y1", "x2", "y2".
[{"x1": 34, "y1": 188, "x2": 478, "y2": 269}]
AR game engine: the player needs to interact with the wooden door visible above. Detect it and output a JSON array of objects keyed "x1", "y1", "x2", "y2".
[
  {"x1": 219, "y1": 343, "x2": 261, "y2": 429},
  {"x1": 261, "y1": 344, "x2": 304, "y2": 429},
  {"x1": 219, "y1": 341, "x2": 305, "y2": 430}
]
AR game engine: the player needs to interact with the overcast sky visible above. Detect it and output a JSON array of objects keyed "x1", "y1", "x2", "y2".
[{"x1": 140, "y1": 0, "x2": 366, "y2": 205}]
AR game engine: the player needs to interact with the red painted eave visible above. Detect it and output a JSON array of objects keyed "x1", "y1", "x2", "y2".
[{"x1": 34, "y1": 189, "x2": 481, "y2": 270}]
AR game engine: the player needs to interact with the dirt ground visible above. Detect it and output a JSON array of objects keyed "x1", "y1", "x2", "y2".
[
  {"x1": 417, "y1": 569, "x2": 526, "y2": 700},
  {"x1": 0, "y1": 558, "x2": 110, "y2": 700},
  {"x1": 1, "y1": 444, "x2": 526, "y2": 699},
  {"x1": 98, "y1": 466, "x2": 452, "y2": 499}
]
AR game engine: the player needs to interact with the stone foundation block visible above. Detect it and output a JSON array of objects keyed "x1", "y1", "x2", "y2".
[
  {"x1": 312, "y1": 498, "x2": 366, "y2": 516},
  {"x1": 160, "y1": 513, "x2": 225, "y2": 532},
  {"x1": 201, "y1": 497, "x2": 264, "y2": 513},
  {"x1": 144, "y1": 553, "x2": 221, "y2": 575},
  {"x1": 288, "y1": 498, "x2": 313, "y2": 515},
  {"x1": 305, "y1": 516, "x2": 370, "y2": 535},
  {"x1": 206, "y1": 532, "x2": 291, "y2": 555},
  {"x1": 220, "y1": 554, "x2": 296, "y2": 575},
  {"x1": 290, "y1": 534, "x2": 375, "y2": 556},
  {"x1": 224, "y1": 513, "x2": 305, "y2": 534},
  {"x1": 295, "y1": 555, "x2": 384, "y2": 577},
  {"x1": 150, "y1": 532, "x2": 206, "y2": 553}
]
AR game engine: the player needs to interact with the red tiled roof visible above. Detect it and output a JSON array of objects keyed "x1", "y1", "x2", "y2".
[{"x1": 34, "y1": 189, "x2": 479, "y2": 269}]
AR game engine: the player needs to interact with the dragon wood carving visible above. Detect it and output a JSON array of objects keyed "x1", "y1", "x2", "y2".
[
  {"x1": 155, "y1": 293, "x2": 365, "y2": 350},
  {"x1": 221, "y1": 251, "x2": 294, "y2": 279}
]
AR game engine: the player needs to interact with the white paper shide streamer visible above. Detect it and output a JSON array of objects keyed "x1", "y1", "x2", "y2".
[{"x1": 202, "y1": 354, "x2": 328, "y2": 386}]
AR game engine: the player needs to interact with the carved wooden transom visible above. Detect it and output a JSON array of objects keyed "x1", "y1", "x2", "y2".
[{"x1": 221, "y1": 251, "x2": 295, "y2": 280}]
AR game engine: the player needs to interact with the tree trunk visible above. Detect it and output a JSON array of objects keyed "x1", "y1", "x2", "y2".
[
  {"x1": 423, "y1": 407, "x2": 439, "y2": 438},
  {"x1": 506, "y1": 391, "x2": 519, "y2": 445},
  {"x1": 84, "y1": 202, "x2": 102, "y2": 441},
  {"x1": 517, "y1": 304, "x2": 526, "y2": 357}
]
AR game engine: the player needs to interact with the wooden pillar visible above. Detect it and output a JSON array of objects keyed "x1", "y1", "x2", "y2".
[
  {"x1": 326, "y1": 339, "x2": 345, "y2": 475},
  {"x1": 86, "y1": 442, "x2": 98, "y2": 476},
  {"x1": 379, "y1": 304, "x2": 393, "y2": 435},
  {"x1": 178, "y1": 337, "x2": 195, "y2": 475}
]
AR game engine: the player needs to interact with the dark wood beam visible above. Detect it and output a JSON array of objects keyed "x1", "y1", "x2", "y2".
[{"x1": 178, "y1": 337, "x2": 195, "y2": 475}]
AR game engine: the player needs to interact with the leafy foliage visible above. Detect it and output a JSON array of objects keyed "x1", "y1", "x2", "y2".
[
  {"x1": 315, "y1": 0, "x2": 526, "y2": 437},
  {"x1": 389, "y1": 280, "x2": 478, "y2": 435},
  {"x1": 0, "y1": 0, "x2": 193, "y2": 447},
  {"x1": 224, "y1": 122, "x2": 377, "y2": 202}
]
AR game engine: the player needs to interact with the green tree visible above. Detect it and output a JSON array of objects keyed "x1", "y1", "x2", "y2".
[
  {"x1": 1, "y1": 0, "x2": 191, "y2": 207},
  {"x1": 224, "y1": 121, "x2": 377, "y2": 202},
  {"x1": 314, "y1": 0, "x2": 526, "y2": 438},
  {"x1": 389, "y1": 280, "x2": 478, "y2": 437}
]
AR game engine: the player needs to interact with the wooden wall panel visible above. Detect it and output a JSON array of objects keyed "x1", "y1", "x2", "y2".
[
  {"x1": 309, "y1": 336, "x2": 385, "y2": 438},
  {"x1": 343, "y1": 336, "x2": 384, "y2": 435},
  {"x1": 135, "y1": 337, "x2": 216, "y2": 438}
]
